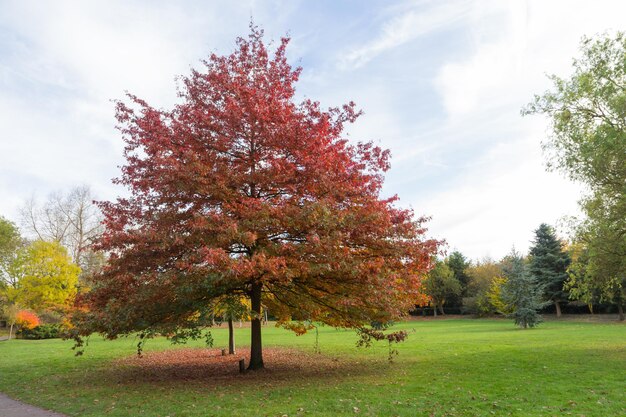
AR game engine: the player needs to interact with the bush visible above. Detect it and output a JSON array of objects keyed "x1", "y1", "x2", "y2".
[
  {"x1": 15, "y1": 310, "x2": 40, "y2": 329},
  {"x1": 19, "y1": 324, "x2": 61, "y2": 339}
]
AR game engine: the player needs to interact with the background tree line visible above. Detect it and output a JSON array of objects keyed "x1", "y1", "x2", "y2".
[{"x1": 421, "y1": 221, "x2": 623, "y2": 323}]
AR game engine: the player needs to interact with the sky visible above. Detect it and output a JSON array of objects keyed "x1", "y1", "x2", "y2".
[{"x1": 0, "y1": 0, "x2": 624, "y2": 260}]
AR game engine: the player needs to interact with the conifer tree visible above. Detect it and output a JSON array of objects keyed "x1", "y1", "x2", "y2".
[
  {"x1": 446, "y1": 251, "x2": 470, "y2": 308},
  {"x1": 501, "y1": 249, "x2": 548, "y2": 329},
  {"x1": 528, "y1": 224, "x2": 570, "y2": 317}
]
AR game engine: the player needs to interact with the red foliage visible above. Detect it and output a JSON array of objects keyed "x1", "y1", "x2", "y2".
[
  {"x1": 16, "y1": 310, "x2": 40, "y2": 330},
  {"x1": 73, "y1": 25, "x2": 440, "y2": 364}
]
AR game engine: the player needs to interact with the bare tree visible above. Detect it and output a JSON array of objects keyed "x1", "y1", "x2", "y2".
[
  {"x1": 20, "y1": 186, "x2": 104, "y2": 275},
  {"x1": 21, "y1": 193, "x2": 71, "y2": 243}
]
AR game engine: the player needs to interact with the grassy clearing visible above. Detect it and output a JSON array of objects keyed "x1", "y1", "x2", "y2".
[{"x1": 0, "y1": 318, "x2": 624, "y2": 416}]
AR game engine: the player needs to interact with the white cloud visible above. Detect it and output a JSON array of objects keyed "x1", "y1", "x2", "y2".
[
  {"x1": 422, "y1": 0, "x2": 626, "y2": 259},
  {"x1": 339, "y1": 0, "x2": 472, "y2": 70},
  {"x1": 416, "y1": 132, "x2": 583, "y2": 260},
  {"x1": 437, "y1": 0, "x2": 626, "y2": 121}
]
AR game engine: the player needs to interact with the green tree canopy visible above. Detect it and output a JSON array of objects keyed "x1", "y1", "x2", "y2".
[
  {"x1": 0, "y1": 216, "x2": 22, "y2": 289},
  {"x1": 423, "y1": 260, "x2": 461, "y2": 316},
  {"x1": 524, "y1": 33, "x2": 626, "y2": 191},
  {"x1": 568, "y1": 212, "x2": 626, "y2": 320},
  {"x1": 565, "y1": 242, "x2": 599, "y2": 313}
]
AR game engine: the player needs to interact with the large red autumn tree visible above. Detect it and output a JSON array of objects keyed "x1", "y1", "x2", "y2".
[{"x1": 72, "y1": 26, "x2": 439, "y2": 370}]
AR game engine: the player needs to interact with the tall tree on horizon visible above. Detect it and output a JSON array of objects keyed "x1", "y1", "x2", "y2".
[
  {"x1": 71, "y1": 26, "x2": 439, "y2": 370},
  {"x1": 528, "y1": 223, "x2": 570, "y2": 317}
]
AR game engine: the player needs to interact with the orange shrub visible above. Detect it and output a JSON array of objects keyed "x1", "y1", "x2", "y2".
[{"x1": 16, "y1": 310, "x2": 40, "y2": 330}]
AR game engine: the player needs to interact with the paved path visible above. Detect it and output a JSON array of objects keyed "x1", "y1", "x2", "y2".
[{"x1": 0, "y1": 394, "x2": 67, "y2": 417}]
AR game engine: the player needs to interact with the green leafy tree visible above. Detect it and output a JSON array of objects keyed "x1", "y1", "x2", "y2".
[
  {"x1": 565, "y1": 242, "x2": 600, "y2": 313},
  {"x1": 528, "y1": 224, "x2": 570, "y2": 317},
  {"x1": 423, "y1": 260, "x2": 461, "y2": 316},
  {"x1": 524, "y1": 32, "x2": 626, "y2": 320},
  {"x1": 501, "y1": 249, "x2": 548, "y2": 329},
  {"x1": 581, "y1": 193, "x2": 625, "y2": 320},
  {"x1": 568, "y1": 216, "x2": 626, "y2": 320},
  {"x1": 0, "y1": 217, "x2": 24, "y2": 331},
  {"x1": 0, "y1": 216, "x2": 22, "y2": 289},
  {"x1": 8, "y1": 241, "x2": 80, "y2": 313}
]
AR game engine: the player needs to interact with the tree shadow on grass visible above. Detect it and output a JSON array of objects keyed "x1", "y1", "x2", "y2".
[{"x1": 103, "y1": 347, "x2": 389, "y2": 387}]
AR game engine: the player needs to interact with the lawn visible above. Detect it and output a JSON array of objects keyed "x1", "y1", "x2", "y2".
[{"x1": 0, "y1": 318, "x2": 624, "y2": 416}]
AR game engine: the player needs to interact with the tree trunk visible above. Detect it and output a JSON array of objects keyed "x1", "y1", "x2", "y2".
[
  {"x1": 432, "y1": 304, "x2": 437, "y2": 317},
  {"x1": 8, "y1": 324, "x2": 13, "y2": 340},
  {"x1": 439, "y1": 304, "x2": 445, "y2": 316},
  {"x1": 248, "y1": 282, "x2": 264, "y2": 370},
  {"x1": 555, "y1": 300, "x2": 562, "y2": 318},
  {"x1": 618, "y1": 303, "x2": 624, "y2": 322},
  {"x1": 588, "y1": 303, "x2": 594, "y2": 314},
  {"x1": 228, "y1": 317, "x2": 235, "y2": 354}
]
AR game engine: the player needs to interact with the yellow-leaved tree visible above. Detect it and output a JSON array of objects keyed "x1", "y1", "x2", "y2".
[{"x1": 7, "y1": 241, "x2": 80, "y2": 313}]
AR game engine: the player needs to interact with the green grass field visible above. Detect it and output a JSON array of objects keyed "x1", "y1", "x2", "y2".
[{"x1": 0, "y1": 318, "x2": 624, "y2": 416}]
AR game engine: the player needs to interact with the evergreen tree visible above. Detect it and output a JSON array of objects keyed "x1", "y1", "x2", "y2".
[
  {"x1": 528, "y1": 224, "x2": 570, "y2": 317},
  {"x1": 446, "y1": 251, "x2": 471, "y2": 298},
  {"x1": 501, "y1": 249, "x2": 548, "y2": 329}
]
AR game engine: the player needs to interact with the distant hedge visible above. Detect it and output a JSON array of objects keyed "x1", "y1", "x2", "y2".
[{"x1": 19, "y1": 324, "x2": 61, "y2": 340}]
